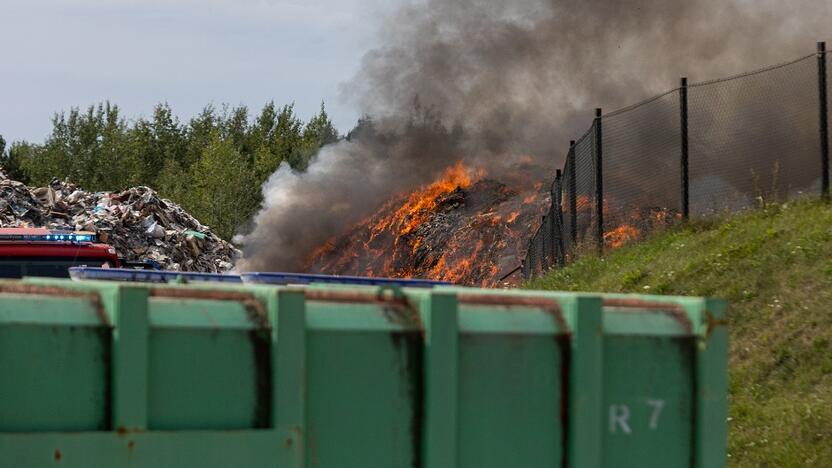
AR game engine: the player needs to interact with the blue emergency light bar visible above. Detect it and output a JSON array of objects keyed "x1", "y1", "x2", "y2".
[
  {"x1": 241, "y1": 272, "x2": 451, "y2": 288},
  {"x1": 0, "y1": 231, "x2": 96, "y2": 243},
  {"x1": 69, "y1": 267, "x2": 242, "y2": 283}
]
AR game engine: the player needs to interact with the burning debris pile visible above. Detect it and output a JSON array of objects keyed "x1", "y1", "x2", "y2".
[
  {"x1": 237, "y1": 0, "x2": 829, "y2": 283},
  {"x1": 0, "y1": 171, "x2": 238, "y2": 271},
  {"x1": 306, "y1": 163, "x2": 548, "y2": 287}
]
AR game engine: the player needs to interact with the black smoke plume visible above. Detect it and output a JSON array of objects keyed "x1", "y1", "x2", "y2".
[{"x1": 236, "y1": 0, "x2": 830, "y2": 272}]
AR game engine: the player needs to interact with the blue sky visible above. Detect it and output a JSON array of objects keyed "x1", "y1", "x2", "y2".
[{"x1": 0, "y1": 0, "x2": 400, "y2": 142}]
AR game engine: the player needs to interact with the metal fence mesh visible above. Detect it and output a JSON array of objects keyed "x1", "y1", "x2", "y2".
[
  {"x1": 603, "y1": 90, "x2": 682, "y2": 247},
  {"x1": 522, "y1": 47, "x2": 831, "y2": 280},
  {"x1": 561, "y1": 150, "x2": 575, "y2": 256},
  {"x1": 689, "y1": 54, "x2": 820, "y2": 215},
  {"x1": 540, "y1": 213, "x2": 552, "y2": 271},
  {"x1": 573, "y1": 125, "x2": 597, "y2": 247}
]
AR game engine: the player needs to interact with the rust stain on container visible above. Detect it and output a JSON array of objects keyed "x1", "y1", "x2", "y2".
[
  {"x1": 304, "y1": 289, "x2": 407, "y2": 306},
  {"x1": 556, "y1": 336, "x2": 571, "y2": 468},
  {"x1": 457, "y1": 294, "x2": 569, "y2": 333},
  {"x1": 0, "y1": 284, "x2": 109, "y2": 326},
  {"x1": 602, "y1": 298, "x2": 693, "y2": 333},
  {"x1": 149, "y1": 288, "x2": 269, "y2": 329},
  {"x1": 388, "y1": 330, "x2": 424, "y2": 468},
  {"x1": 305, "y1": 289, "x2": 425, "y2": 331},
  {"x1": 149, "y1": 288, "x2": 274, "y2": 428},
  {"x1": 115, "y1": 426, "x2": 145, "y2": 436},
  {"x1": 704, "y1": 310, "x2": 729, "y2": 338},
  {"x1": 249, "y1": 327, "x2": 273, "y2": 429}
]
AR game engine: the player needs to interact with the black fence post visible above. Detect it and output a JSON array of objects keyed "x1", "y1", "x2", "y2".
[
  {"x1": 544, "y1": 216, "x2": 549, "y2": 273},
  {"x1": 594, "y1": 108, "x2": 604, "y2": 255},
  {"x1": 819, "y1": 42, "x2": 829, "y2": 200},
  {"x1": 528, "y1": 237, "x2": 536, "y2": 279},
  {"x1": 554, "y1": 170, "x2": 562, "y2": 197},
  {"x1": 568, "y1": 141, "x2": 577, "y2": 247},
  {"x1": 538, "y1": 215, "x2": 551, "y2": 273},
  {"x1": 554, "y1": 170, "x2": 563, "y2": 266},
  {"x1": 680, "y1": 77, "x2": 690, "y2": 219}
]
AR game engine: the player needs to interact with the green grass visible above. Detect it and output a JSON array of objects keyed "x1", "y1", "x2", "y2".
[{"x1": 526, "y1": 200, "x2": 832, "y2": 467}]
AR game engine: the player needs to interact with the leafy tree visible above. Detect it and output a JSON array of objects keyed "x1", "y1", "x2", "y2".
[
  {"x1": 34, "y1": 110, "x2": 75, "y2": 184},
  {"x1": 2, "y1": 140, "x2": 32, "y2": 183},
  {"x1": 220, "y1": 105, "x2": 251, "y2": 157},
  {"x1": 156, "y1": 158, "x2": 190, "y2": 206},
  {"x1": 184, "y1": 131, "x2": 259, "y2": 240},
  {"x1": 0, "y1": 134, "x2": 9, "y2": 178},
  {"x1": 253, "y1": 144, "x2": 277, "y2": 184},
  {"x1": 128, "y1": 103, "x2": 187, "y2": 186},
  {"x1": 0, "y1": 99, "x2": 343, "y2": 240},
  {"x1": 291, "y1": 102, "x2": 338, "y2": 170},
  {"x1": 252, "y1": 103, "x2": 302, "y2": 183},
  {"x1": 250, "y1": 102, "x2": 277, "y2": 146},
  {"x1": 303, "y1": 102, "x2": 339, "y2": 147},
  {"x1": 14, "y1": 102, "x2": 132, "y2": 190},
  {"x1": 94, "y1": 103, "x2": 133, "y2": 188},
  {"x1": 183, "y1": 106, "x2": 218, "y2": 170}
]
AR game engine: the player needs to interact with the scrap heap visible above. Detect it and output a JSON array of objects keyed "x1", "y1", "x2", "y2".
[{"x1": 0, "y1": 172, "x2": 238, "y2": 272}]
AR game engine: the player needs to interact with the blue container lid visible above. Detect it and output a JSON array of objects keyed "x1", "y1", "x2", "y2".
[
  {"x1": 69, "y1": 267, "x2": 242, "y2": 283},
  {"x1": 241, "y1": 272, "x2": 451, "y2": 288}
]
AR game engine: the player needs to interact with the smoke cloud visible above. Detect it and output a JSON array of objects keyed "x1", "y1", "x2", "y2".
[{"x1": 236, "y1": 0, "x2": 831, "y2": 272}]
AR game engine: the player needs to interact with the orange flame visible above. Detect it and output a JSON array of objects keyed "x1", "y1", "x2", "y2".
[
  {"x1": 575, "y1": 195, "x2": 592, "y2": 210},
  {"x1": 603, "y1": 224, "x2": 639, "y2": 249},
  {"x1": 303, "y1": 160, "x2": 549, "y2": 287},
  {"x1": 306, "y1": 161, "x2": 493, "y2": 284},
  {"x1": 370, "y1": 162, "x2": 481, "y2": 240}
]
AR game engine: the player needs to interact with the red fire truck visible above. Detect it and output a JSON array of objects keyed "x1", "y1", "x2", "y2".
[{"x1": 0, "y1": 227, "x2": 120, "y2": 279}]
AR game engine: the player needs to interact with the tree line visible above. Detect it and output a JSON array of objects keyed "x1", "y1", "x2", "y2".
[{"x1": 0, "y1": 101, "x2": 339, "y2": 240}]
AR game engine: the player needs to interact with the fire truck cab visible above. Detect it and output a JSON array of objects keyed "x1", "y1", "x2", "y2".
[{"x1": 0, "y1": 228, "x2": 120, "y2": 279}]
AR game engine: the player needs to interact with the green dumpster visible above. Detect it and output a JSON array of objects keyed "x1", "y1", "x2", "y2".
[{"x1": 0, "y1": 279, "x2": 727, "y2": 467}]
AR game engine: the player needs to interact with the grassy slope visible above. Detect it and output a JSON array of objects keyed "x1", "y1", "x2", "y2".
[{"x1": 527, "y1": 200, "x2": 832, "y2": 467}]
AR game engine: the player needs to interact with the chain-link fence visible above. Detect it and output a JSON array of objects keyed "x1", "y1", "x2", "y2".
[{"x1": 523, "y1": 44, "x2": 830, "y2": 280}]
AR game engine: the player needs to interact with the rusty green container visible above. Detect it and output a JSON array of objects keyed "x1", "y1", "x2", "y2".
[{"x1": 0, "y1": 279, "x2": 727, "y2": 467}]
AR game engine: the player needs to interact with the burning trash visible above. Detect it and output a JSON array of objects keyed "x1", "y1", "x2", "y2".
[
  {"x1": 0, "y1": 171, "x2": 238, "y2": 272},
  {"x1": 305, "y1": 163, "x2": 548, "y2": 287}
]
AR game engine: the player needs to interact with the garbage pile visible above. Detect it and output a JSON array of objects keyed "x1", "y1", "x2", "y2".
[{"x1": 0, "y1": 172, "x2": 239, "y2": 272}]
